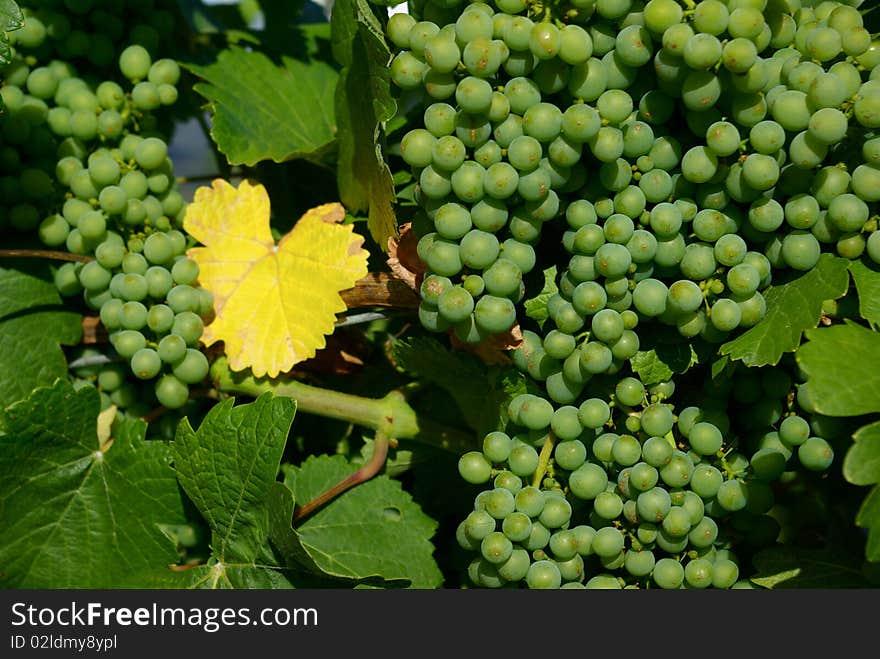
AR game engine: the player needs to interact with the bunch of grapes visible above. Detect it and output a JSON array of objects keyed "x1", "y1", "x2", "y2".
[
  {"x1": 387, "y1": 0, "x2": 878, "y2": 587},
  {"x1": 4, "y1": 0, "x2": 183, "y2": 79},
  {"x1": 456, "y1": 364, "x2": 833, "y2": 589},
  {"x1": 1, "y1": 27, "x2": 211, "y2": 411}
]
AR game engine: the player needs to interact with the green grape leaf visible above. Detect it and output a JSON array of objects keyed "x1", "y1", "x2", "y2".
[
  {"x1": 523, "y1": 265, "x2": 558, "y2": 329},
  {"x1": 719, "y1": 254, "x2": 850, "y2": 366},
  {"x1": 750, "y1": 546, "x2": 870, "y2": 588},
  {"x1": 849, "y1": 259, "x2": 880, "y2": 328},
  {"x1": 857, "y1": 485, "x2": 880, "y2": 562},
  {"x1": 0, "y1": 381, "x2": 187, "y2": 588},
  {"x1": 0, "y1": 267, "x2": 82, "y2": 407},
  {"x1": 275, "y1": 454, "x2": 443, "y2": 588},
  {"x1": 172, "y1": 393, "x2": 296, "y2": 565},
  {"x1": 184, "y1": 46, "x2": 338, "y2": 167},
  {"x1": 120, "y1": 562, "x2": 298, "y2": 589},
  {"x1": 630, "y1": 342, "x2": 699, "y2": 386},
  {"x1": 0, "y1": 0, "x2": 22, "y2": 31},
  {"x1": 796, "y1": 322, "x2": 880, "y2": 416},
  {"x1": 0, "y1": 0, "x2": 22, "y2": 69},
  {"x1": 844, "y1": 421, "x2": 880, "y2": 487},
  {"x1": 332, "y1": 0, "x2": 398, "y2": 251},
  {"x1": 392, "y1": 336, "x2": 509, "y2": 435}
]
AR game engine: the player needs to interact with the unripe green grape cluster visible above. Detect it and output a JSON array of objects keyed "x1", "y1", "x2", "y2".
[
  {"x1": 456, "y1": 362, "x2": 833, "y2": 589},
  {"x1": 384, "y1": 0, "x2": 867, "y2": 588},
  {"x1": 391, "y1": 0, "x2": 880, "y2": 346},
  {"x1": 1, "y1": 17, "x2": 211, "y2": 411},
  {"x1": 5, "y1": 1, "x2": 181, "y2": 77}
]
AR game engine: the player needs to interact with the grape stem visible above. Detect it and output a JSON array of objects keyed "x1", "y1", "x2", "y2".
[
  {"x1": 532, "y1": 433, "x2": 556, "y2": 488},
  {"x1": 0, "y1": 249, "x2": 91, "y2": 263},
  {"x1": 292, "y1": 432, "x2": 390, "y2": 524},
  {"x1": 212, "y1": 357, "x2": 476, "y2": 454}
]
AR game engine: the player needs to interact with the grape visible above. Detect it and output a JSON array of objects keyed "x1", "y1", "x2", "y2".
[
  {"x1": 172, "y1": 312, "x2": 204, "y2": 346},
  {"x1": 591, "y1": 527, "x2": 624, "y2": 559},
  {"x1": 798, "y1": 437, "x2": 834, "y2": 471},
  {"x1": 526, "y1": 560, "x2": 561, "y2": 589},
  {"x1": 716, "y1": 479, "x2": 748, "y2": 512},
  {"x1": 781, "y1": 231, "x2": 820, "y2": 271},
  {"x1": 112, "y1": 330, "x2": 147, "y2": 359},
  {"x1": 779, "y1": 415, "x2": 810, "y2": 446},
  {"x1": 130, "y1": 348, "x2": 161, "y2": 380},
  {"x1": 459, "y1": 451, "x2": 492, "y2": 484},
  {"x1": 119, "y1": 45, "x2": 151, "y2": 81},
  {"x1": 171, "y1": 348, "x2": 209, "y2": 384},
  {"x1": 135, "y1": 137, "x2": 168, "y2": 171},
  {"x1": 569, "y1": 463, "x2": 608, "y2": 500},
  {"x1": 155, "y1": 374, "x2": 189, "y2": 409}
]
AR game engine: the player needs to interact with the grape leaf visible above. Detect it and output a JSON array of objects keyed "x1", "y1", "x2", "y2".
[
  {"x1": 523, "y1": 266, "x2": 558, "y2": 329},
  {"x1": 392, "y1": 336, "x2": 510, "y2": 435},
  {"x1": 750, "y1": 546, "x2": 870, "y2": 588},
  {"x1": 843, "y1": 421, "x2": 880, "y2": 561},
  {"x1": 172, "y1": 393, "x2": 296, "y2": 564},
  {"x1": 845, "y1": 421, "x2": 880, "y2": 487},
  {"x1": 332, "y1": 0, "x2": 398, "y2": 251},
  {"x1": 273, "y1": 454, "x2": 443, "y2": 588},
  {"x1": 184, "y1": 46, "x2": 338, "y2": 167},
  {"x1": 0, "y1": 381, "x2": 186, "y2": 588},
  {"x1": 630, "y1": 342, "x2": 699, "y2": 385},
  {"x1": 120, "y1": 561, "x2": 298, "y2": 589},
  {"x1": 796, "y1": 322, "x2": 880, "y2": 417},
  {"x1": 0, "y1": 268, "x2": 82, "y2": 407},
  {"x1": 184, "y1": 179, "x2": 369, "y2": 378},
  {"x1": 719, "y1": 254, "x2": 850, "y2": 366},
  {"x1": 849, "y1": 259, "x2": 880, "y2": 328},
  {"x1": 0, "y1": 0, "x2": 23, "y2": 71},
  {"x1": 857, "y1": 485, "x2": 880, "y2": 562}
]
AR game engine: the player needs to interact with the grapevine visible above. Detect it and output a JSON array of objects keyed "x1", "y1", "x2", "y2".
[
  {"x1": 389, "y1": 0, "x2": 880, "y2": 588},
  {"x1": 1, "y1": 0, "x2": 880, "y2": 592}
]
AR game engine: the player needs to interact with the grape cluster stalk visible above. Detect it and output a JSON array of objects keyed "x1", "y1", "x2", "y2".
[{"x1": 388, "y1": 0, "x2": 877, "y2": 587}]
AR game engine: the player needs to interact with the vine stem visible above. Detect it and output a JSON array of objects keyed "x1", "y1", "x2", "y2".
[
  {"x1": 212, "y1": 358, "x2": 476, "y2": 455},
  {"x1": 0, "y1": 249, "x2": 92, "y2": 263},
  {"x1": 293, "y1": 432, "x2": 390, "y2": 524},
  {"x1": 532, "y1": 434, "x2": 556, "y2": 488}
]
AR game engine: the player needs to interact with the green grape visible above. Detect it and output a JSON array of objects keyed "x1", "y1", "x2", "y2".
[
  {"x1": 689, "y1": 422, "x2": 723, "y2": 455},
  {"x1": 779, "y1": 415, "x2": 810, "y2": 446},
  {"x1": 481, "y1": 431, "x2": 512, "y2": 465},
  {"x1": 155, "y1": 374, "x2": 189, "y2": 410},
  {"x1": 170, "y1": 348, "x2": 209, "y2": 384},
  {"x1": 781, "y1": 231, "x2": 820, "y2": 271},
  {"x1": 569, "y1": 462, "x2": 609, "y2": 500},
  {"x1": 112, "y1": 329, "x2": 147, "y2": 359},
  {"x1": 130, "y1": 348, "x2": 161, "y2": 380},
  {"x1": 526, "y1": 560, "x2": 561, "y2": 589},
  {"x1": 119, "y1": 44, "x2": 152, "y2": 81},
  {"x1": 716, "y1": 479, "x2": 748, "y2": 512},
  {"x1": 459, "y1": 451, "x2": 492, "y2": 485},
  {"x1": 119, "y1": 301, "x2": 149, "y2": 331},
  {"x1": 798, "y1": 437, "x2": 834, "y2": 471},
  {"x1": 727, "y1": 263, "x2": 760, "y2": 297},
  {"x1": 591, "y1": 526, "x2": 624, "y2": 559},
  {"x1": 75, "y1": 259, "x2": 111, "y2": 292},
  {"x1": 554, "y1": 431, "x2": 588, "y2": 469},
  {"x1": 593, "y1": 490, "x2": 624, "y2": 520},
  {"x1": 172, "y1": 311, "x2": 204, "y2": 346},
  {"x1": 99, "y1": 297, "x2": 124, "y2": 331},
  {"x1": 135, "y1": 137, "x2": 168, "y2": 171},
  {"x1": 690, "y1": 463, "x2": 723, "y2": 499},
  {"x1": 629, "y1": 462, "x2": 659, "y2": 492}
]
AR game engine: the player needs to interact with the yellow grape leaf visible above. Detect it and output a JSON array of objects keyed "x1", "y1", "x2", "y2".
[{"x1": 184, "y1": 179, "x2": 369, "y2": 378}]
